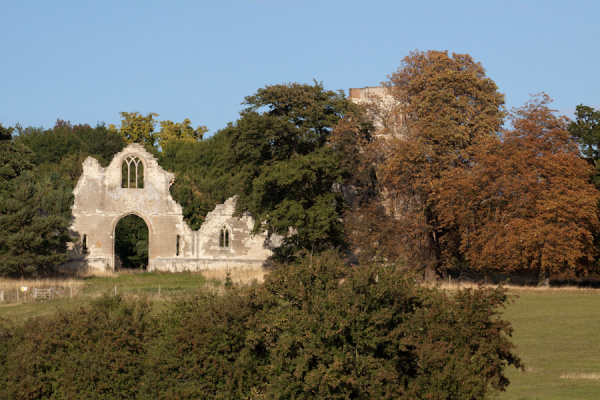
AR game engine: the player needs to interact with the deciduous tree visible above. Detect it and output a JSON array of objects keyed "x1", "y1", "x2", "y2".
[
  {"x1": 157, "y1": 118, "x2": 207, "y2": 148},
  {"x1": 437, "y1": 95, "x2": 600, "y2": 281},
  {"x1": 377, "y1": 50, "x2": 505, "y2": 274},
  {"x1": 110, "y1": 111, "x2": 159, "y2": 148}
]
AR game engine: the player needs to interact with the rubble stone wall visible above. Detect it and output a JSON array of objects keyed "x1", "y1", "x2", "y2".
[{"x1": 66, "y1": 144, "x2": 272, "y2": 271}]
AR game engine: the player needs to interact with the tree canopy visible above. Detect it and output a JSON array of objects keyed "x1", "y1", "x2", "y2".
[
  {"x1": 224, "y1": 81, "x2": 370, "y2": 260},
  {"x1": 0, "y1": 125, "x2": 71, "y2": 276},
  {"x1": 109, "y1": 112, "x2": 207, "y2": 151},
  {"x1": 568, "y1": 104, "x2": 600, "y2": 187},
  {"x1": 372, "y1": 50, "x2": 506, "y2": 274},
  {"x1": 0, "y1": 253, "x2": 522, "y2": 399},
  {"x1": 437, "y1": 95, "x2": 600, "y2": 280}
]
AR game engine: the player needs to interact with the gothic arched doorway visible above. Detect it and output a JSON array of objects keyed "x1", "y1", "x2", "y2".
[{"x1": 114, "y1": 214, "x2": 149, "y2": 270}]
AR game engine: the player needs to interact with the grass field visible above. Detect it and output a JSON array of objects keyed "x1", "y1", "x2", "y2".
[
  {"x1": 0, "y1": 268, "x2": 265, "y2": 324},
  {"x1": 1, "y1": 272, "x2": 599, "y2": 398},
  {"x1": 499, "y1": 288, "x2": 600, "y2": 400}
]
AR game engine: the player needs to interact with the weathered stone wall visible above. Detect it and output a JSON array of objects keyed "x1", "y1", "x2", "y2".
[
  {"x1": 66, "y1": 144, "x2": 273, "y2": 271},
  {"x1": 349, "y1": 86, "x2": 407, "y2": 138}
]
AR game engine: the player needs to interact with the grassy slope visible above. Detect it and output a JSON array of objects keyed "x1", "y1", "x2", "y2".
[{"x1": 500, "y1": 289, "x2": 600, "y2": 400}]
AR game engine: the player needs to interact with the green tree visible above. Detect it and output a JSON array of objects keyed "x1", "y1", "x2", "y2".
[
  {"x1": 115, "y1": 214, "x2": 149, "y2": 269},
  {"x1": 0, "y1": 125, "x2": 71, "y2": 277},
  {"x1": 225, "y1": 82, "x2": 368, "y2": 260},
  {"x1": 15, "y1": 120, "x2": 126, "y2": 184},
  {"x1": 109, "y1": 111, "x2": 159, "y2": 148},
  {"x1": 250, "y1": 252, "x2": 522, "y2": 399},
  {"x1": 568, "y1": 104, "x2": 600, "y2": 187},
  {"x1": 110, "y1": 112, "x2": 207, "y2": 151},
  {"x1": 158, "y1": 131, "x2": 242, "y2": 229},
  {"x1": 157, "y1": 118, "x2": 207, "y2": 148}
]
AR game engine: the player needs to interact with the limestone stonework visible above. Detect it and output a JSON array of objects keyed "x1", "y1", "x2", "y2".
[
  {"x1": 349, "y1": 86, "x2": 407, "y2": 138},
  {"x1": 66, "y1": 144, "x2": 273, "y2": 271}
]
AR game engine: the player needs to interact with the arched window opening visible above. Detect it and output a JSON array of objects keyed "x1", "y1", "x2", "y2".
[
  {"x1": 176, "y1": 235, "x2": 180, "y2": 256},
  {"x1": 219, "y1": 226, "x2": 230, "y2": 248},
  {"x1": 121, "y1": 156, "x2": 144, "y2": 188},
  {"x1": 115, "y1": 214, "x2": 149, "y2": 270}
]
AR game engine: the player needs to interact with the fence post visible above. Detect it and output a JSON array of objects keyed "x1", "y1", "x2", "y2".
[
  {"x1": 70, "y1": 286, "x2": 73, "y2": 299},
  {"x1": 114, "y1": 286, "x2": 117, "y2": 295},
  {"x1": 158, "y1": 284, "x2": 161, "y2": 297}
]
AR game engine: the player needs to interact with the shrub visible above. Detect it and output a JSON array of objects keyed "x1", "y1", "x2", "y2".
[
  {"x1": 1, "y1": 294, "x2": 152, "y2": 399},
  {"x1": 0, "y1": 254, "x2": 521, "y2": 399},
  {"x1": 250, "y1": 251, "x2": 522, "y2": 399}
]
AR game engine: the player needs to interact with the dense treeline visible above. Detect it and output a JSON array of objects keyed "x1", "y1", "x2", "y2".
[
  {"x1": 0, "y1": 253, "x2": 522, "y2": 399},
  {"x1": 2, "y1": 49, "x2": 599, "y2": 280},
  {"x1": 345, "y1": 51, "x2": 600, "y2": 283}
]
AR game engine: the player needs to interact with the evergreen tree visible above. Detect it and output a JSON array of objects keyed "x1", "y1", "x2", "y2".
[{"x1": 0, "y1": 125, "x2": 71, "y2": 276}]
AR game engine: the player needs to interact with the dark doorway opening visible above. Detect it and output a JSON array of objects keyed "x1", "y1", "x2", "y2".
[{"x1": 115, "y1": 214, "x2": 149, "y2": 270}]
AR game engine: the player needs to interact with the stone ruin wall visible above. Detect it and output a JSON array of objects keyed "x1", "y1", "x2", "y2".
[
  {"x1": 65, "y1": 143, "x2": 274, "y2": 272},
  {"x1": 349, "y1": 86, "x2": 407, "y2": 138}
]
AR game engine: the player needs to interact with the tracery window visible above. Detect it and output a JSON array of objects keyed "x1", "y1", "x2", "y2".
[
  {"x1": 219, "y1": 226, "x2": 231, "y2": 248},
  {"x1": 121, "y1": 156, "x2": 144, "y2": 188}
]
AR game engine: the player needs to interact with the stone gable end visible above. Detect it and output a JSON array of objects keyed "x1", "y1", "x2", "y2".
[{"x1": 66, "y1": 143, "x2": 273, "y2": 271}]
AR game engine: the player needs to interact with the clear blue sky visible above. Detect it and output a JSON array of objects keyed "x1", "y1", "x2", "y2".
[{"x1": 2, "y1": 0, "x2": 598, "y2": 135}]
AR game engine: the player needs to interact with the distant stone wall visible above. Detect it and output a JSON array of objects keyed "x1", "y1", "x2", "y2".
[
  {"x1": 66, "y1": 144, "x2": 273, "y2": 272},
  {"x1": 349, "y1": 86, "x2": 407, "y2": 138}
]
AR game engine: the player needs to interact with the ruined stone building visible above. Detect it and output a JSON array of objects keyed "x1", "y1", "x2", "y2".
[
  {"x1": 349, "y1": 86, "x2": 407, "y2": 138},
  {"x1": 66, "y1": 144, "x2": 274, "y2": 272},
  {"x1": 65, "y1": 88, "x2": 403, "y2": 273}
]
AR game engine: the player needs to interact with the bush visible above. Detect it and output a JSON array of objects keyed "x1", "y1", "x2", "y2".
[
  {"x1": 1, "y1": 294, "x2": 152, "y2": 399},
  {"x1": 250, "y1": 251, "x2": 522, "y2": 399},
  {"x1": 0, "y1": 254, "x2": 521, "y2": 399}
]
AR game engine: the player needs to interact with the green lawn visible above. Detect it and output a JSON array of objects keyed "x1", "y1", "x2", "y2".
[{"x1": 500, "y1": 289, "x2": 600, "y2": 399}]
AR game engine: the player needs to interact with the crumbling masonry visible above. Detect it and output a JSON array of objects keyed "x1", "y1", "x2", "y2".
[{"x1": 65, "y1": 144, "x2": 274, "y2": 271}]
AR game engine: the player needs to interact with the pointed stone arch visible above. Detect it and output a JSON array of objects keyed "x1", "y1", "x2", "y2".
[
  {"x1": 111, "y1": 210, "x2": 153, "y2": 269},
  {"x1": 219, "y1": 224, "x2": 232, "y2": 249}
]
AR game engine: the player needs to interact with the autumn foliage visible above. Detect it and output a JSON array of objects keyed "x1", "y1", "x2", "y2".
[
  {"x1": 437, "y1": 95, "x2": 600, "y2": 277},
  {"x1": 344, "y1": 51, "x2": 600, "y2": 282},
  {"x1": 355, "y1": 50, "x2": 505, "y2": 272}
]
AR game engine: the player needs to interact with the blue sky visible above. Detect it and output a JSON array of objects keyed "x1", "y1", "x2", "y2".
[{"x1": 2, "y1": 0, "x2": 598, "y2": 135}]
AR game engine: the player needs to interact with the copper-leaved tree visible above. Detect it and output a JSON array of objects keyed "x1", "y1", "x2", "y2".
[
  {"x1": 438, "y1": 94, "x2": 600, "y2": 283},
  {"x1": 377, "y1": 50, "x2": 505, "y2": 275}
]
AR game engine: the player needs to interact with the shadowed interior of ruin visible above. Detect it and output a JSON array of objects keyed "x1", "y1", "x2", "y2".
[{"x1": 114, "y1": 214, "x2": 149, "y2": 270}]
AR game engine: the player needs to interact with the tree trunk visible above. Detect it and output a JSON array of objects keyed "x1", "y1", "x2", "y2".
[{"x1": 537, "y1": 268, "x2": 550, "y2": 287}]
